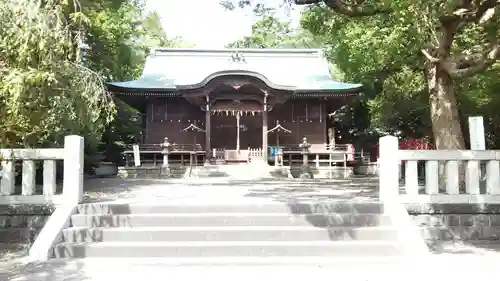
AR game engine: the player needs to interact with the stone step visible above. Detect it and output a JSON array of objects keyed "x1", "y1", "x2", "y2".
[
  {"x1": 70, "y1": 213, "x2": 392, "y2": 228},
  {"x1": 42, "y1": 256, "x2": 408, "y2": 267},
  {"x1": 187, "y1": 164, "x2": 270, "y2": 179},
  {"x1": 52, "y1": 241, "x2": 402, "y2": 259},
  {"x1": 76, "y1": 202, "x2": 384, "y2": 215},
  {"x1": 62, "y1": 226, "x2": 399, "y2": 242}
]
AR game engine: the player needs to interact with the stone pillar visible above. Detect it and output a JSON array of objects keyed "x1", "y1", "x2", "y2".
[
  {"x1": 378, "y1": 135, "x2": 399, "y2": 201},
  {"x1": 299, "y1": 137, "x2": 312, "y2": 179},
  {"x1": 236, "y1": 111, "x2": 240, "y2": 153},
  {"x1": 205, "y1": 96, "x2": 211, "y2": 164},
  {"x1": 328, "y1": 127, "x2": 336, "y2": 148},
  {"x1": 262, "y1": 94, "x2": 268, "y2": 162},
  {"x1": 63, "y1": 135, "x2": 84, "y2": 204},
  {"x1": 160, "y1": 137, "x2": 171, "y2": 177}
]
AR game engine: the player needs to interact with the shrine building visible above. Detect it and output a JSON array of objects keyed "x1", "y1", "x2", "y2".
[{"x1": 107, "y1": 48, "x2": 362, "y2": 165}]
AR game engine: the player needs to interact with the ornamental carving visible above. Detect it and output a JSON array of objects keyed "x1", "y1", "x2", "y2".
[{"x1": 229, "y1": 51, "x2": 246, "y2": 63}]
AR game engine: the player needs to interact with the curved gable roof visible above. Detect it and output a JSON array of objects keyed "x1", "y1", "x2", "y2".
[{"x1": 107, "y1": 48, "x2": 362, "y2": 93}]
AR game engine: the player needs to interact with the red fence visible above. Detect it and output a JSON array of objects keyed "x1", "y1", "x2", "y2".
[
  {"x1": 369, "y1": 138, "x2": 433, "y2": 161},
  {"x1": 399, "y1": 139, "x2": 434, "y2": 150}
]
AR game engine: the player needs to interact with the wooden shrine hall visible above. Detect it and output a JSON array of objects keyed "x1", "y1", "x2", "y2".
[{"x1": 107, "y1": 48, "x2": 363, "y2": 166}]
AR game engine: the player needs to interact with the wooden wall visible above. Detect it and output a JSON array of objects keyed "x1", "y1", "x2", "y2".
[
  {"x1": 145, "y1": 97, "x2": 329, "y2": 148},
  {"x1": 145, "y1": 98, "x2": 205, "y2": 146},
  {"x1": 268, "y1": 99, "x2": 327, "y2": 146}
]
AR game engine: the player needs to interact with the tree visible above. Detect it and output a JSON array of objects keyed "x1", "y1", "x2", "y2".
[
  {"x1": 226, "y1": 3, "x2": 322, "y2": 49},
  {"x1": 225, "y1": 3, "x2": 377, "y2": 149},
  {"x1": 302, "y1": 0, "x2": 500, "y2": 150},
  {"x1": 224, "y1": 0, "x2": 500, "y2": 150},
  {"x1": 82, "y1": 0, "x2": 191, "y2": 164},
  {"x1": 0, "y1": 0, "x2": 115, "y2": 149},
  {"x1": 0, "y1": 0, "x2": 189, "y2": 170},
  {"x1": 141, "y1": 11, "x2": 194, "y2": 49}
]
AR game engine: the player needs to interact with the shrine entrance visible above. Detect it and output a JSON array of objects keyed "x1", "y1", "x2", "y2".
[
  {"x1": 182, "y1": 76, "x2": 295, "y2": 162},
  {"x1": 211, "y1": 110, "x2": 263, "y2": 150},
  {"x1": 239, "y1": 113, "x2": 262, "y2": 149}
]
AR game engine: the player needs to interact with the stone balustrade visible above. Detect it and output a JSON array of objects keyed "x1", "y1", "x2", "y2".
[
  {"x1": 379, "y1": 135, "x2": 500, "y2": 203},
  {"x1": 0, "y1": 135, "x2": 84, "y2": 205}
]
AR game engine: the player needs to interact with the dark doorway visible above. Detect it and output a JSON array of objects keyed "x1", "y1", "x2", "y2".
[
  {"x1": 239, "y1": 113, "x2": 262, "y2": 149},
  {"x1": 211, "y1": 113, "x2": 237, "y2": 149},
  {"x1": 210, "y1": 112, "x2": 263, "y2": 150}
]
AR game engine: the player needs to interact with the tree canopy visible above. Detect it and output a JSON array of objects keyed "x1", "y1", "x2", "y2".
[
  {"x1": 0, "y1": 0, "x2": 185, "y2": 154},
  {"x1": 0, "y1": 0, "x2": 111, "y2": 149},
  {"x1": 227, "y1": 5, "x2": 322, "y2": 49}
]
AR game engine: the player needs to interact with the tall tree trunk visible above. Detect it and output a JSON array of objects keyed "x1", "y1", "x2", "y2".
[
  {"x1": 427, "y1": 64, "x2": 466, "y2": 191},
  {"x1": 427, "y1": 65, "x2": 465, "y2": 150}
]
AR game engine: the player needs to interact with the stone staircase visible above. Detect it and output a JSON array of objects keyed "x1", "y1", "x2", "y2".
[
  {"x1": 49, "y1": 201, "x2": 408, "y2": 265},
  {"x1": 185, "y1": 162, "x2": 271, "y2": 179}
]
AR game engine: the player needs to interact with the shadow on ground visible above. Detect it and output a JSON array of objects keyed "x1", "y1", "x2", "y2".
[
  {"x1": 242, "y1": 177, "x2": 382, "y2": 241},
  {"x1": 83, "y1": 177, "x2": 181, "y2": 203}
]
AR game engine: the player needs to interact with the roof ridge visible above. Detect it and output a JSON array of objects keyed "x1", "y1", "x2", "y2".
[{"x1": 151, "y1": 48, "x2": 323, "y2": 56}]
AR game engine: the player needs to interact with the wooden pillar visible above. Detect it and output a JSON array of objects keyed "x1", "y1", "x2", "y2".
[
  {"x1": 236, "y1": 111, "x2": 240, "y2": 152},
  {"x1": 205, "y1": 96, "x2": 211, "y2": 163},
  {"x1": 262, "y1": 93, "x2": 268, "y2": 161}
]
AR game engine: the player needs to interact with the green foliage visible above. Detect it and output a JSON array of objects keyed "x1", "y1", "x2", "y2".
[
  {"x1": 300, "y1": 1, "x2": 500, "y2": 143},
  {"x1": 0, "y1": 0, "x2": 189, "y2": 171},
  {"x1": 0, "y1": 0, "x2": 115, "y2": 148},
  {"x1": 227, "y1": 0, "x2": 500, "y2": 149},
  {"x1": 227, "y1": 4, "x2": 322, "y2": 49},
  {"x1": 367, "y1": 67, "x2": 430, "y2": 137},
  {"x1": 82, "y1": 0, "x2": 190, "y2": 164}
]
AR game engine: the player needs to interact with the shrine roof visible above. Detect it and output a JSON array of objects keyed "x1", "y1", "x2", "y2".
[{"x1": 107, "y1": 48, "x2": 362, "y2": 95}]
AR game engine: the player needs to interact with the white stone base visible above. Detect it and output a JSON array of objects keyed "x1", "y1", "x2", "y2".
[
  {"x1": 287, "y1": 166, "x2": 354, "y2": 179},
  {"x1": 93, "y1": 162, "x2": 118, "y2": 177},
  {"x1": 355, "y1": 163, "x2": 379, "y2": 176}
]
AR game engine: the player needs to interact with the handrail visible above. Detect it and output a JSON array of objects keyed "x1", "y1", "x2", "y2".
[{"x1": 125, "y1": 143, "x2": 203, "y2": 152}]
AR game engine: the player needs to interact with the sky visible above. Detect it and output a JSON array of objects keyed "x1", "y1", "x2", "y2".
[{"x1": 145, "y1": 0, "x2": 302, "y2": 48}]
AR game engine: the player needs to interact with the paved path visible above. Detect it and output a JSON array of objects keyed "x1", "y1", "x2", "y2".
[
  {"x1": 2, "y1": 177, "x2": 500, "y2": 280},
  {"x1": 4, "y1": 255, "x2": 500, "y2": 281}
]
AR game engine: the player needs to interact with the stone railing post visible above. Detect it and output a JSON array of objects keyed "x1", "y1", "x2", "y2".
[
  {"x1": 378, "y1": 135, "x2": 400, "y2": 201},
  {"x1": 63, "y1": 135, "x2": 84, "y2": 205},
  {"x1": 160, "y1": 137, "x2": 171, "y2": 177},
  {"x1": 299, "y1": 137, "x2": 312, "y2": 179}
]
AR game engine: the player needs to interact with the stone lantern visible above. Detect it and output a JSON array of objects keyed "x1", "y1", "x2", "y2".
[
  {"x1": 275, "y1": 147, "x2": 283, "y2": 167},
  {"x1": 299, "y1": 137, "x2": 312, "y2": 179},
  {"x1": 160, "y1": 137, "x2": 171, "y2": 176}
]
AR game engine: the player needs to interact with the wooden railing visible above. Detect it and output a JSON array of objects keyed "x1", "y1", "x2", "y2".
[
  {"x1": 124, "y1": 143, "x2": 203, "y2": 152},
  {"x1": 278, "y1": 144, "x2": 349, "y2": 153},
  {"x1": 248, "y1": 148, "x2": 265, "y2": 163},
  {"x1": 122, "y1": 142, "x2": 358, "y2": 167},
  {"x1": 378, "y1": 135, "x2": 500, "y2": 203},
  {"x1": 212, "y1": 148, "x2": 226, "y2": 164},
  {"x1": 0, "y1": 135, "x2": 84, "y2": 205}
]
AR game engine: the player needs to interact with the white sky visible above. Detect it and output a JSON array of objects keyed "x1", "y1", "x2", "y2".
[{"x1": 145, "y1": 0, "x2": 302, "y2": 48}]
